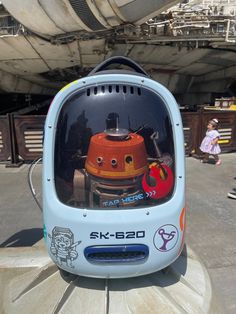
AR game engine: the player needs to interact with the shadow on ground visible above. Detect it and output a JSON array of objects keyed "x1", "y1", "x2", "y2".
[{"x1": 0, "y1": 228, "x2": 43, "y2": 247}]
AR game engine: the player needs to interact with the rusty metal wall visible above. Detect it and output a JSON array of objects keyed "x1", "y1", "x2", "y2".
[
  {"x1": 0, "y1": 111, "x2": 235, "y2": 163},
  {"x1": 0, "y1": 116, "x2": 11, "y2": 161},
  {"x1": 13, "y1": 115, "x2": 45, "y2": 161},
  {"x1": 182, "y1": 112, "x2": 201, "y2": 156}
]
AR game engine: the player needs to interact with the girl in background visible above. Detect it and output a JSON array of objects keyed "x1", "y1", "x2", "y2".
[{"x1": 200, "y1": 118, "x2": 221, "y2": 165}]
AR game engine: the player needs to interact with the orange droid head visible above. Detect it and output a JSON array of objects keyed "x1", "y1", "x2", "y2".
[{"x1": 85, "y1": 129, "x2": 148, "y2": 180}]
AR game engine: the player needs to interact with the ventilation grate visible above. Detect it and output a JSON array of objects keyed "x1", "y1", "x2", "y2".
[
  {"x1": 84, "y1": 244, "x2": 149, "y2": 263},
  {"x1": 0, "y1": 131, "x2": 3, "y2": 152},
  {"x1": 86, "y1": 85, "x2": 142, "y2": 96},
  {"x1": 24, "y1": 130, "x2": 43, "y2": 153},
  {"x1": 69, "y1": 0, "x2": 105, "y2": 31},
  {"x1": 218, "y1": 128, "x2": 232, "y2": 144}
]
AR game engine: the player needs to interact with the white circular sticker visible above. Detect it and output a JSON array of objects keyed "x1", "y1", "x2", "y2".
[{"x1": 153, "y1": 224, "x2": 179, "y2": 252}]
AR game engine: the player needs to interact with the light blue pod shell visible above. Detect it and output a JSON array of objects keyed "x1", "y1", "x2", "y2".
[{"x1": 43, "y1": 73, "x2": 185, "y2": 278}]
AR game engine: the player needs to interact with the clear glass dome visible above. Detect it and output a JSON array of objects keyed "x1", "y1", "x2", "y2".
[{"x1": 54, "y1": 84, "x2": 175, "y2": 209}]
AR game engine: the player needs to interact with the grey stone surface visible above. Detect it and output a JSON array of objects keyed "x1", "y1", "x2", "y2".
[
  {"x1": 0, "y1": 163, "x2": 43, "y2": 247},
  {"x1": 0, "y1": 246, "x2": 215, "y2": 314},
  {"x1": 185, "y1": 153, "x2": 236, "y2": 314}
]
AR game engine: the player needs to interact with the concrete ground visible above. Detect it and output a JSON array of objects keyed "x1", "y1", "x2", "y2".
[
  {"x1": 0, "y1": 153, "x2": 235, "y2": 313},
  {"x1": 185, "y1": 153, "x2": 236, "y2": 314}
]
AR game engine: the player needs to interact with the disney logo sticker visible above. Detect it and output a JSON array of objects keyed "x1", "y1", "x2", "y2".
[{"x1": 153, "y1": 224, "x2": 178, "y2": 252}]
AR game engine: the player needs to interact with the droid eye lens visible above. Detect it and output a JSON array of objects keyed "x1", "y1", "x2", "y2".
[
  {"x1": 125, "y1": 156, "x2": 133, "y2": 164},
  {"x1": 111, "y1": 159, "x2": 117, "y2": 166},
  {"x1": 97, "y1": 157, "x2": 103, "y2": 164}
]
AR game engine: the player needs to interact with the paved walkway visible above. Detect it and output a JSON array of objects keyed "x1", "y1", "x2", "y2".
[
  {"x1": 185, "y1": 153, "x2": 236, "y2": 313},
  {"x1": 0, "y1": 153, "x2": 236, "y2": 313}
]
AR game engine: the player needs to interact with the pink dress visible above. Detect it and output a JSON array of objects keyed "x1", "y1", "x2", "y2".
[{"x1": 200, "y1": 129, "x2": 221, "y2": 155}]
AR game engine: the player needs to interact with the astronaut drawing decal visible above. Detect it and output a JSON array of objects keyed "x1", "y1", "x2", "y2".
[{"x1": 48, "y1": 227, "x2": 81, "y2": 268}]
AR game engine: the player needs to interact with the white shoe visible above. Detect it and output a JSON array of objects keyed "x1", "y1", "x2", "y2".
[{"x1": 227, "y1": 192, "x2": 236, "y2": 199}]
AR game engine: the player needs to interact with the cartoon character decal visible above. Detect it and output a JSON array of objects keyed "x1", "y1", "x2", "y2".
[
  {"x1": 48, "y1": 227, "x2": 81, "y2": 268},
  {"x1": 153, "y1": 224, "x2": 178, "y2": 252}
]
